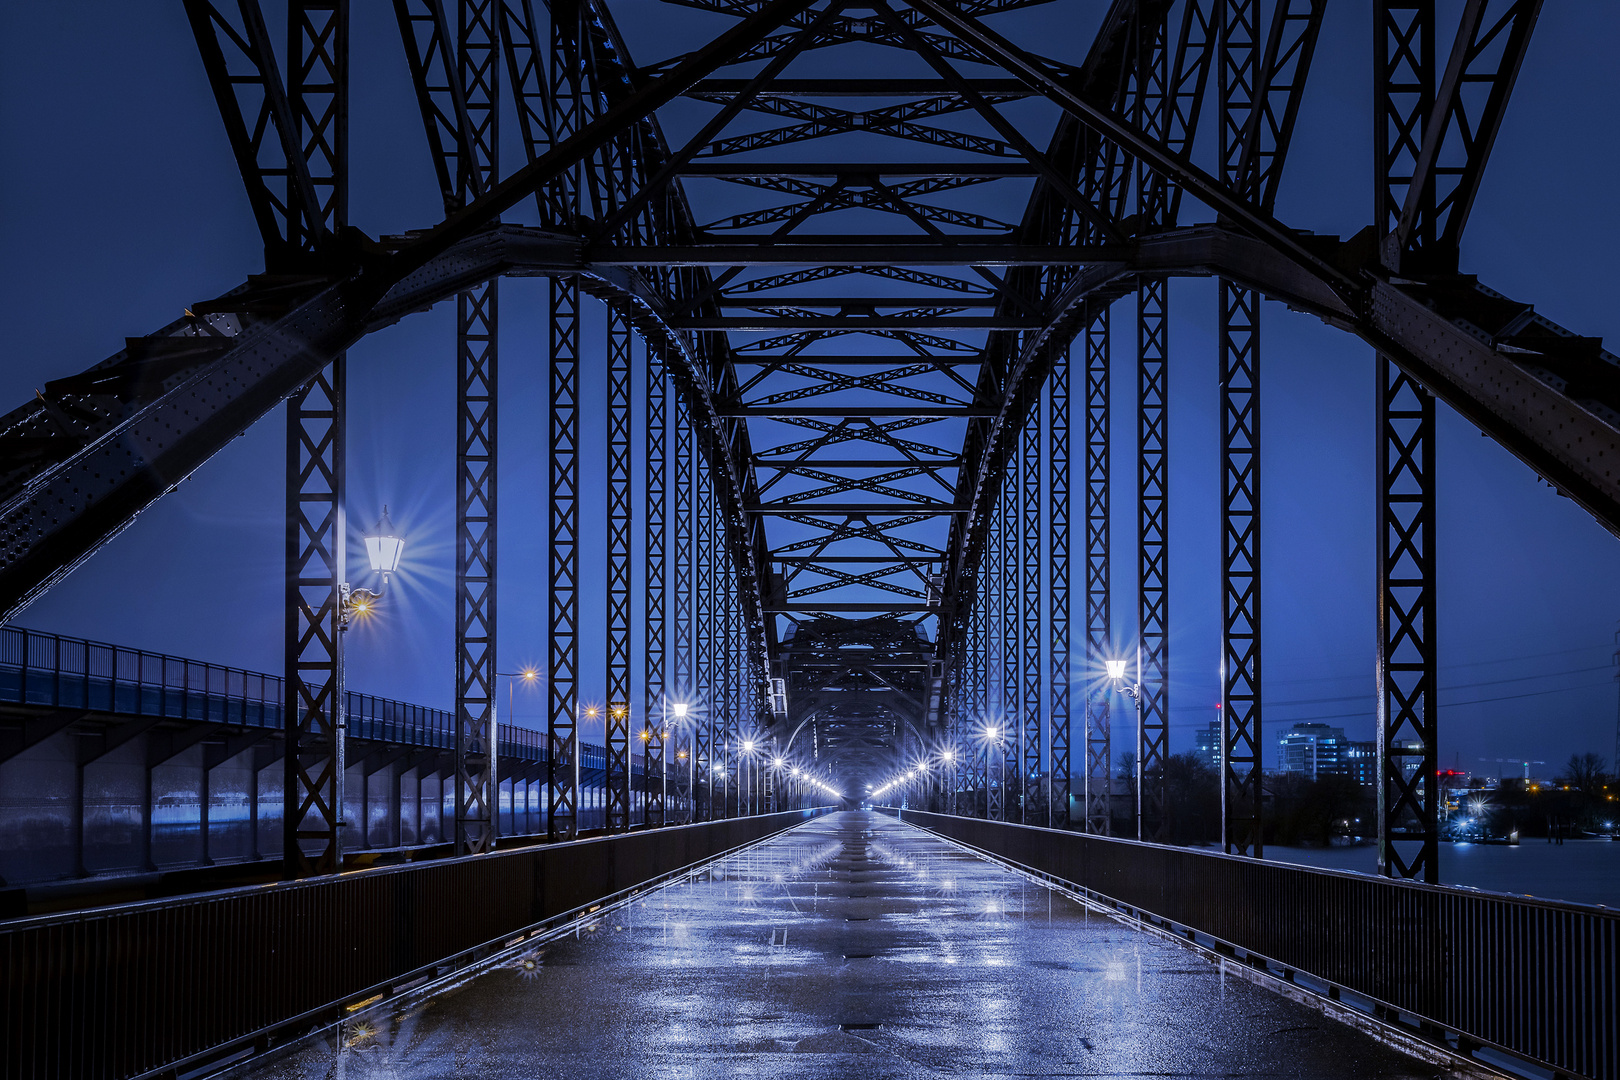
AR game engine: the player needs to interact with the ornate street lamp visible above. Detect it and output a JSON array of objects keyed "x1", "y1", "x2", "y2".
[
  {"x1": 1106, "y1": 657, "x2": 1147, "y2": 841},
  {"x1": 343, "y1": 507, "x2": 405, "y2": 624}
]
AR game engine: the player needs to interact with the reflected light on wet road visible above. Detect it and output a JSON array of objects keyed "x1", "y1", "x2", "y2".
[{"x1": 227, "y1": 811, "x2": 1435, "y2": 1080}]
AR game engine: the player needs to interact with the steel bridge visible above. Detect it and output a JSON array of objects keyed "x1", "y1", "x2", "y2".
[{"x1": 1, "y1": 2, "x2": 1617, "y2": 1079}]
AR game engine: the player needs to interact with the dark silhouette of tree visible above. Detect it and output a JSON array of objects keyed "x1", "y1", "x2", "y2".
[{"x1": 1555, "y1": 752, "x2": 1611, "y2": 829}]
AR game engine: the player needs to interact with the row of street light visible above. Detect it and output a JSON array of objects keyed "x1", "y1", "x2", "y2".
[
  {"x1": 345, "y1": 506, "x2": 849, "y2": 822},
  {"x1": 864, "y1": 659, "x2": 1147, "y2": 820}
]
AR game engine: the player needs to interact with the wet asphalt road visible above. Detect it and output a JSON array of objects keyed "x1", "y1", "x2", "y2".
[{"x1": 231, "y1": 810, "x2": 1437, "y2": 1079}]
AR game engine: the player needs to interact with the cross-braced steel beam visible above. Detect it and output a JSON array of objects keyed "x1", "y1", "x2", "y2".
[
  {"x1": 1136, "y1": 277, "x2": 1170, "y2": 843},
  {"x1": 1047, "y1": 340, "x2": 1071, "y2": 828},
  {"x1": 1219, "y1": 282, "x2": 1262, "y2": 857},
  {"x1": 1083, "y1": 309, "x2": 1111, "y2": 836},
  {"x1": 284, "y1": 364, "x2": 345, "y2": 877},
  {"x1": 644, "y1": 341, "x2": 668, "y2": 827},
  {"x1": 673, "y1": 394, "x2": 696, "y2": 822},
  {"x1": 1019, "y1": 394, "x2": 1042, "y2": 825},
  {"x1": 695, "y1": 438, "x2": 716, "y2": 821},
  {"x1": 547, "y1": 277, "x2": 580, "y2": 841},
  {"x1": 1376, "y1": 0, "x2": 1439, "y2": 882},
  {"x1": 605, "y1": 310, "x2": 634, "y2": 832},
  {"x1": 282, "y1": 0, "x2": 348, "y2": 878},
  {"x1": 453, "y1": 0, "x2": 501, "y2": 857},
  {"x1": 1218, "y1": 0, "x2": 1261, "y2": 859}
]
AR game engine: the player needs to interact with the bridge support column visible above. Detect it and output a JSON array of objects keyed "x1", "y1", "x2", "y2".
[
  {"x1": 1133, "y1": 0, "x2": 1174, "y2": 843},
  {"x1": 966, "y1": 556, "x2": 988, "y2": 818},
  {"x1": 1083, "y1": 309, "x2": 1112, "y2": 835},
  {"x1": 285, "y1": 362, "x2": 346, "y2": 877},
  {"x1": 1219, "y1": 282, "x2": 1263, "y2": 856},
  {"x1": 644, "y1": 345, "x2": 668, "y2": 828},
  {"x1": 605, "y1": 311, "x2": 633, "y2": 833},
  {"x1": 1136, "y1": 276, "x2": 1171, "y2": 843},
  {"x1": 281, "y1": 0, "x2": 349, "y2": 879},
  {"x1": 674, "y1": 395, "x2": 695, "y2": 823},
  {"x1": 1377, "y1": 361, "x2": 1438, "y2": 881},
  {"x1": 1375, "y1": 0, "x2": 1439, "y2": 882},
  {"x1": 1217, "y1": 0, "x2": 1265, "y2": 859},
  {"x1": 453, "y1": 1, "x2": 500, "y2": 857},
  {"x1": 695, "y1": 435, "x2": 715, "y2": 822},
  {"x1": 454, "y1": 278, "x2": 498, "y2": 856},
  {"x1": 1020, "y1": 386, "x2": 1043, "y2": 826},
  {"x1": 989, "y1": 459, "x2": 1011, "y2": 823},
  {"x1": 547, "y1": 277, "x2": 580, "y2": 841},
  {"x1": 1048, "y1": 340, "x2": 1071, "y2": 829}
]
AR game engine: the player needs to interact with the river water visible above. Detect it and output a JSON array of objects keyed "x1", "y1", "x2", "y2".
[{"x1": 1269, "y1": 839, "x2": 1620, "y2": 908}]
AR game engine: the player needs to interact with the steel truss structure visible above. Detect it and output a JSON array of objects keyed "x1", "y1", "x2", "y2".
[{"x1": 3, "y1": 0, "x2": 1592, "y2": 880}]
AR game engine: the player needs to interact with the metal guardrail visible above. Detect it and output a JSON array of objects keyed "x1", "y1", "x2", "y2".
[
  {"x1": 0, "y1": 624, "x2": 622, "y2": 771},
  {"x1": 0, "y1": 807, "x2": 831, "y2": 1080},
  {"x1": 893, "y1": 809, "x2": 1618, "y2": 1080}
]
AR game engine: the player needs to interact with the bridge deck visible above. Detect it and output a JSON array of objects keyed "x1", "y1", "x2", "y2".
[{"x1": 234, "y1": 811, "x2": 1430, "y2": 1079}]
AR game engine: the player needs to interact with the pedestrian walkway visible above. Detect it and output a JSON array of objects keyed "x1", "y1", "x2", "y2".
[{"x1": 230, "y1": 811, "x2": 1435, "y2": 1078}]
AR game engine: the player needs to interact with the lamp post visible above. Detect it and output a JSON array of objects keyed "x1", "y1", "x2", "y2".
[
  {"x1": 323, "y1": 508, "x2": 403, "y2": 858},
  {"x1": 494, "y1": 668, "x2": 539, "y2": 834},
  {"x1": 637, "y1": 725, "x2": 653, "y2": 827},
  {"x1": 770, "y1": 754, "x2": 786, "y2": 813},
  {"x1": 672, "y1": 701, "x2": 691, "y2": 823},
  {"x1": 941, "y1": 748, "x2": 957, "y2": 815},
  {"x1": 1106, "y1": 658, "x2": 1145, "y2": 841},
  {"x1": 978, "y1": 723, "x2": 1007, "y2": 820},
  {"x1": 739, "y1": 738, "x2": 758, "y2": 816},
  {"x1": 341, "y1": 507, "x2": 405, "y2": 626}
]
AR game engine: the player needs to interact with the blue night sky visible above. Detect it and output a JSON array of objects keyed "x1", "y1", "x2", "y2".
[{"x1": 2, "y1": 2, "x2": 1618, "y2": 774}]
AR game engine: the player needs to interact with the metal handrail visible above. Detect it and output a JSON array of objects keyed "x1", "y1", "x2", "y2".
[
  {"x1": 0, "y1": 624, "x2": 629, "y2": 768},
  {"x1": 895, "y1": 808, "x2": 1619, "y2": 1080}
]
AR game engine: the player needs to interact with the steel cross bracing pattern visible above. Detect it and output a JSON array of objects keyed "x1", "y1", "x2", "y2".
[{"x1": 0, "y1": 0, "x2": 1595, "y2": 877}]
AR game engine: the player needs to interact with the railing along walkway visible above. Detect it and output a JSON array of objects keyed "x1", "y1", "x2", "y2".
[
  {"x1": 0, "y1": 625, "x2": 616, "y2": 774},
  {"x1": 889, "y1": 807, "x2": 1618, "y2": 1080}
]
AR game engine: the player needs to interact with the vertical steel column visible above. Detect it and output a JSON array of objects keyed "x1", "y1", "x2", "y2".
[
  {"x1": 723, "y1": 498, "x2": 739, "y2": 817},
  {"x1": 694, "y1": 443, "x2": 715, "y2": 821},
  {"x1": 952, "y1": 631, "x2": 969, "y2": 814},
  {"x1": 720, "y1": 526, "x2": 738, "y2": 819},
  {"x1": 1083, "y1": 310, "x2": 1112, "y2": 835},
  {"x1": 284, "y1": 0, "x2": 347, "y2": 878},
  {"x1": 1378, "y1": 366, "x2": 1437, "y2": 881},
  {"x1": 1135, "y1": 1, "x2": 1173, "y2": 844},
  {"x1": 285, "y1": 367, "x2": 345, "y2": 876},
  {"x1": 1376, "y1": 0, "x2": 1438, "y2": 882},
  {"x1": 673, "y1": 396, "x2": 695, "y2": 822},
  {"x1": 1048, "y1": 342, "x2": 1072, "y2": 828},
  {"x1": 644, "y1": 346, "x2": 668, "y2": 828},
  {"x1": 454, "y1": 0, "x2": 499, "y2": 856},
  {"x1": 990, "y1": 462, "x2": 1012, "y2": 822},
  {"x1": 1219, "y1": 0, "x2": 1263, "y2": 858},
  {"x1": 966, "y1": 567, "x2": 988, "y2": 816},
  {"x1": 605, "y1": 310, "x2": 633, "y2": 833},
  {"x1": 1136, "y1": 279, "x2": 1171, "y2": 844},
  {"x1": 287, "y1": 1, "x2": 346, "y2": 250},
  {"x1": 546, "y1": 277, "x2": 580, "y2": 841},
  {"x1": 978, "y1": 463, "x2": 1004, "y2": 819},
  {"x1": 1219, "y1": 284, "x2": 1263, "y2": 856},
  {"x1": 1020, "y1": 399, "x2": 1043, "y2": 825}
]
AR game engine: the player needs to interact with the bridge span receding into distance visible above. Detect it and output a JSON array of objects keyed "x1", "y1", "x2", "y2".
[{"x1": 3, "y1": 0, "x2": 1620, "y2": 1079}]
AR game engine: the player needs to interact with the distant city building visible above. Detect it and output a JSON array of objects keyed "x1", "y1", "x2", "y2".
[
  {"x1": 1278, "y1": 723, "x2": 1357, "y2": 781},
  {"x1": 1194, "y1": 721, "x2": 1221, "y2": 771},
  {"x1": 1345, "y1": 740, "x2": 1377, "y2": 787}
]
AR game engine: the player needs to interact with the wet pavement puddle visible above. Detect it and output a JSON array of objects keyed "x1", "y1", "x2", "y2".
[{"x1": 225, "y1": 810, "x2": 1438, "y2": 1079}]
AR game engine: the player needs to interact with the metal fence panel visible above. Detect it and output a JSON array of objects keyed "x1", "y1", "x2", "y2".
[
  {"x1": 0, "y1": 808, "x2": 830, "y2": 1080},
  {"x1": 896, "y1": 809, "x2": 1618, "y2": 1080}
]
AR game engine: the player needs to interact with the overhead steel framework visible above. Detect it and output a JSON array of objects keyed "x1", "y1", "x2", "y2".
[{"x1": 1, "y1": 0, "x2": 1596, "y2": 880}]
